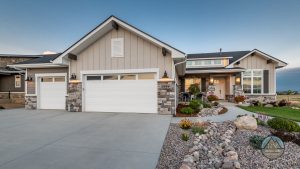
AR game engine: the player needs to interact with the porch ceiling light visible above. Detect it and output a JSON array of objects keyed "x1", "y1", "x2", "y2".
[{"x1": 236, "y1": 77, "x2": 241, "y2": 84}]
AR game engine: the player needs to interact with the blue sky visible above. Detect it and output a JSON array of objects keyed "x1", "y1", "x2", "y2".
[{"x1": 0, "y1": 0, "x2": 299, "y2": 67}]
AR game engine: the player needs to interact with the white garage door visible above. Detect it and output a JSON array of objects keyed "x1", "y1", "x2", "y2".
[
  {"x1": 39, "y1": 76, "x2": 66, "y2": 109},
  {"x1": 84, "y1": 73, "x2": 157, "y2": 113}
]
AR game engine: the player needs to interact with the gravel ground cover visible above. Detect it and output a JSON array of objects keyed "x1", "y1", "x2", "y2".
[{"x1": 156, "y1": 123, "x2": 194, "y2": 169}]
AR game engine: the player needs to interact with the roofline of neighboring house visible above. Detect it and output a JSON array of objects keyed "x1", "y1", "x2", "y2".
[
  {"x1": 0, "y1": 54, "x2": 43, "y2": 58},
  {"x1": 187, "y1": 57, "x2": 233, "y2": 60},
  {"x1": 226, "y1": 49, "x2": 288, "y2": 68},
  {"x1": 53, "y1": 15, "x2": 185, "y2": 64},
  {"x1": 8, "y1": 63, "x2": 68, "y2": 68}
]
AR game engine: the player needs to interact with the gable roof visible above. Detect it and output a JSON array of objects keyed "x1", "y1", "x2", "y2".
[
  {"x1": 187, "y1": 51, "x2": 251, "y2": 64},
  {"x1": 53, "y1": 15, "x2": 185, "y2": 64}
]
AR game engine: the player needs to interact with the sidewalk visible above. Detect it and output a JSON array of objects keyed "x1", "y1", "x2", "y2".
[{"x1": 171, "y1": 102, "x2": 256, "y2": 123}]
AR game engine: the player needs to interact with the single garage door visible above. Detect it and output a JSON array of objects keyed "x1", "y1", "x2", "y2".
[
  {"x1": 39, "y1": 76, "x2": 67, "y2": 109},
  {"x1": 84, "y1": 73, "x2": 157, "y2": 113}
]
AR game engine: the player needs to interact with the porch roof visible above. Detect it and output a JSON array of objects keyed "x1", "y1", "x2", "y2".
[{"x1": 186, "y1": 67, "x2": 245, "y2": 74}]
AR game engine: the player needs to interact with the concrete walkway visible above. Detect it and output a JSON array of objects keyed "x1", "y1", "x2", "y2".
[{"x1": 172, "y1": 102, "x2": 256, "y2": 123}]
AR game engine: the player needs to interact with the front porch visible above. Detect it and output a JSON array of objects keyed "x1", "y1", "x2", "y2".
[{"x1": 179, "y1": 72, "x2": 242, "y2": 102}]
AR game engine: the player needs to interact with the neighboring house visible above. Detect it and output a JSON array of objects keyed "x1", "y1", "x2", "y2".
[
  {"x1": 0, "y1": 54, "x2": 41, "y2": 104},
  {"x1": 10, "y1": 15, "x2": 287, "y2": 114},
  {"x1": 183, "y1": 50, "x2": 287, "y2": 101}
]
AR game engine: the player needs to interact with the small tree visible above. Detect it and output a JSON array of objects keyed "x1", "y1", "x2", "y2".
[{"x1": 188, "y1": 83, "x2": 200, "y2": 98}]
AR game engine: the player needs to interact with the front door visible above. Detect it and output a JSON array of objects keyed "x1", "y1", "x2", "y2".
[{"x1": 213, "y1": 78, "x2": 226, "y2": 99}]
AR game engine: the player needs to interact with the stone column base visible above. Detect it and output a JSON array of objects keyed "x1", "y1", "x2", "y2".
[
  {"x1": 25, "y1": 96, "x2": 37, "y2": 109},
  {"x1": 158, "y1": 81, "x2": 175, "y2": 115},
  {"x1": 66, "y1": 82, "x2": 82, "y2": 112}
]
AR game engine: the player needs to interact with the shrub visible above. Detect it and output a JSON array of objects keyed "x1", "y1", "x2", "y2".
[
  {"x1": 249, "y1": 135, "x2": 265, "y2": 149},
  {"x1": 189, "y1": 99, "x2": 201, "y2": 110},
  {"x1": 188, "y1": 84, "x2": 200, "y2": 96},
  {"x1": 181, "y1": 133, "x2": 189, "y2": 141},
  {"x1": 234, "y1": 95, "x2": 246, "y2": 103},
  {"x1": 278, "y1": 99, "x2": 290, "y2": 107},
  {"x1": 179, "y1": 118, "x2": 193, "y2": 130},
  {"x1": 256, "y1": 119, "x2": 267, "y2": 126},
  {"x1": 192, "y1": 126, "x2": 205, "y2": 135},
  {"x1": 207, "y1": 95, "x2": 219, "y2": 102},
  {"x1": 212, "y1": 101, "x2": 219, "y2": 107},
  {"x1": 180, "y1": 107, "x2": 194, "y2": 115},
  {"x1": 267, "y1": 117, "x2": 300, "y2": 132}
]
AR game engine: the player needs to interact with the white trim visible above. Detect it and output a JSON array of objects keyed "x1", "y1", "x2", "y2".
[
  {"x1": 80, "y1": 68, "x2": 159, "y2": 81},
  {"x1": 53, "y1": 16, "x2": 185, "y2": 64},
  {"x1": 25, "y1": 94, "x2": 37, "y2": 96},
  {"x1": 186, "y1": 69, "x2": 244, "y2": 74},
  {"x1": 226, "y1": 49, "x2": 287, "y2": 68},
  {"x1": 8, "y1": 63, "x2": 68, "y2": 68},
  {"x1": 0, "y1": 92, "x2": 25, "y2": 94},
  {"x1": 187, "y1": 57, "x2": 232, "y2": 61},
  {"x1": 35, "y1": 73, "x2": 67, "y2": 109}
]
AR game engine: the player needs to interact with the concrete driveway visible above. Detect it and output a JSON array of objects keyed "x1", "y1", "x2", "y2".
[{"x1": 0, "y1": 109, "x2": 171, "y2": 169}]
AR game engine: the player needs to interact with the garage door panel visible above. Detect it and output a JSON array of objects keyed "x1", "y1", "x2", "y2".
[
  {"x1": 84, "y1": 75, "x2": 157, "y2": 113},
  {"x1": 39, "y1": 80, "x2": 66, "y2": 110}
]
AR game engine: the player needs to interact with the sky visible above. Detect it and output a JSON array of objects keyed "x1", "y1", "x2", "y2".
[{"x1": 0, "y1": 0, "x2": 300, "y2": 68}]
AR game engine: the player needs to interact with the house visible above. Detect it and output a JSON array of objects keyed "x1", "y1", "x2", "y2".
[
  {"x1": 183, "y1": 49, "x2": 287, "y2": 102},
  {"x1": 10, "y1": 15, "x2": 287, "y2": 114},
  {"x1": 0, "y1": 54, "x2": 42, "y2": 104}
]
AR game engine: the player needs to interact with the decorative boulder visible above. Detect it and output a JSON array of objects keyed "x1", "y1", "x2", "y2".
[
  {"x1": 234, "y1": 115, "x2": 257, "y2": 130},
  {"x1": 264, "y1": 104, "x2": 274, "y2": 108}
]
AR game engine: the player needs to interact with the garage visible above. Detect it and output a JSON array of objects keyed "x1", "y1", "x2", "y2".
[
  {"x1": 83, "y1": 73, "x2": 157, "y2": 113},
  {"x1": 38, "y1": 75, "x2": 67, "y2": 110}
]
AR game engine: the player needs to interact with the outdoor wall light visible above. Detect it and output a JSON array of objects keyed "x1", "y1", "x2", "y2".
[
  {"x1": 209, "y1": 77, "x2": 214, "y2": 85},
  {"x1": 25, "y1": 76, "x2": 33, "y2": 81},
  {"x1": 159, "y1": 70, "x2": 173, "y2": 82},
  {"x1": 70, "y1": 73, "x2": 77, "y2": 80},
  {"x1": 235, "y1": 77, "x2": 241, "y2": 85}
]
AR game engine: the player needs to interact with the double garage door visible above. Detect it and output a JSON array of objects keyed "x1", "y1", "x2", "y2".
[{"x1": 84, "y1": 73, "x2": 157, "y2": 113}]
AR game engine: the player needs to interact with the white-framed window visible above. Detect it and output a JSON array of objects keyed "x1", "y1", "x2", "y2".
[
  {"x1": 15, "y1": 75, "x2": 21, "y2": 88},
  {"x1": 242, "y1": 69, "x2": 263, "y2": 94},
  {"x1": 186, "y1": 59, "x2": 223, "y2": 68},
  {"x1": 111, "y1": 38, "x2": 124, "y2": 57}
]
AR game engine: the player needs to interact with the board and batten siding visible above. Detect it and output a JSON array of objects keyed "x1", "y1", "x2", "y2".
[
  {"x1": 234, "y1": 53, "x2": 276, "y2": 94},
  {"x1": 70, "y1": 27, "x2": 173, "y2": 79},
  {"x1": 26, "y1": 68, "x2": 68, "y2": 95}
]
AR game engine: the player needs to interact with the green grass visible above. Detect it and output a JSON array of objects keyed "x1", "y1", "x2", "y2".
[{"x1": 238, "y1": 106, "x2": 300, "y2": 122}]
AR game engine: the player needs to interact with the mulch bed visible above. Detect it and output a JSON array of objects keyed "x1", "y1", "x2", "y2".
[{"x1": 175, "y1": 104, "x2": 198, "y2": 117}]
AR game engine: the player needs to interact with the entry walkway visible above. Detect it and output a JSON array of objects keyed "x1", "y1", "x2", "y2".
[{"x1": 172, "y1": 102, "x2": 256, "y2": 123}]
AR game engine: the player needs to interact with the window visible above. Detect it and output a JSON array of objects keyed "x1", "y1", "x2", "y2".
[
  {"x1": 204, "y1": 60, "x2": 211, "y2": 65},
  {"x1": 111, "y1": 38, "x2": 124, "y2": 57},
  {"x1": 41, "y1": 77, "x2": 53, "y2": 82},
  {"x1": 185, "y1": 78, "x2": 201, "y2": 92},
  {"x1": 214, "y1": 60, "x2": 222, "y2": 65},
  {"x1": 186, "y1": 59, "x2": 223, "y2": 68},
  {"x1": 103, "y1": 75, "x2": 118, "y2": 80},
  {"x1": 120, "y1": 75, "x2": 136, "y2": 80},
  {"x1": 186, "y1": 61, "x2": 193, "y2": 66},
  {"x1": 54, "y1": 76, "x2": 65, "y2": 82},
  {"x1": 242, "y1": 70, "x2": 263, "y2": 94},
  {"x1": 138, "y1": 73, "x2": 155, "y2": 80},
  {"x1": 87, "y1": 76, "x2": 101, "y2": 80},
  {"x1": 15, "y1": 75, "x2": 21, "y2": 88}
]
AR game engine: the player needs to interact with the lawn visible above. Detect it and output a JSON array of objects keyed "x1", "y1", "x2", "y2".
[{"x1": 238, "y1": 106, "x2": 300, "y2": 122}]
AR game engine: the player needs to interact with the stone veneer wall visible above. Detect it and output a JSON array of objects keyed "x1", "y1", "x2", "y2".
[
  {"x1": 158, "y1": 81, "x2": 176, "y2": 115},
  {"x1": 25, "y1": 96, "x2": 37, "y2": 109},
  {"x1": 66, "y1": 82, "x2": 82, "y2": 112},
  {"x1": 0, "y1": 92, "x2": 25, "y2": 104}
]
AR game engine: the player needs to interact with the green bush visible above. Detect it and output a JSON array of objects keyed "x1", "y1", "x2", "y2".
[
  {"x1": 256, "y1": 119, "x2": 267, "y2": 126},
  {"x1": 249, "y1": 135, "x2": 265, "y2": 149},
  {"x1": 192, "y1": 126, "x2": 205, "y2": 135},
  {"x1": 188, "y1": 84, "x2": 200, "y2": 96},
  {"x1": 267, "y1": 117, "x2": 300, "y2": 132},
  {"x1": 189, "y1": 99, "x2": 201, "y2": 110},
  {"x1": 181, "y1": 133, "x2": 189, "y2": 141},
  {"x1": 180, "y1": 107, "x2": 194, "y2": 115},
  {"x1": 199, "y1": 99, "x2": 212, "y2": 108},
  {"x1": 207, "y1": 95, "x2": 219, "y2": 102}
]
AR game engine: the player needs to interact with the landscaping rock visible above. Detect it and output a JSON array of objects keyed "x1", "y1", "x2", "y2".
[
  {"x1": 234, "y1": 115, "x2": 257, "y2": 130},
  {"x1": 264, "y1": 104, "x2": 274, "y2": 107},
  {"x1": 179, "y1": 164, "x2": 191, "y2": 169}
]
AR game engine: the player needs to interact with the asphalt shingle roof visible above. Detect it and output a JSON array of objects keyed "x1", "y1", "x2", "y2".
[
  {"x1": 187, "y1": 51, "x2": 251, "y2": 64},
  {"x1": 14, "y1": 53, "x2": 61, "y2": 64}
]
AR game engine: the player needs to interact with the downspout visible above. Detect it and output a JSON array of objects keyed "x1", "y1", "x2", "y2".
[{"x1": 173, "y1": 55, "x2": 187, "y2": 116}]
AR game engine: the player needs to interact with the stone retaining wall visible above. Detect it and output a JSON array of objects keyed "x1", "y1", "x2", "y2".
[
  {"x1": 158, "y1": 81, "x2": 175, "y2": 115},
  {"x1": 0, "y1": 92, "x2": 25, "y2": 104},
  {"x1": 25, "y1": 96, "x2": 37, "y2": 109},
  {"x1": 66, "y1": 82, "x2": 82, "y2": 112}
]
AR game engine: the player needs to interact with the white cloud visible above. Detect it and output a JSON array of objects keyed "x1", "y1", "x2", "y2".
[{"x1": 42, "y1": 50, "x2": 56, "y2": 55}]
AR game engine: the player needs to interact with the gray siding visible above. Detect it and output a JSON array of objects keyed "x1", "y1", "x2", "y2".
[
  {"x1": 26, "y1": 68, "x2": 68, "y2": 94},
  {"x1": 0, "y1": 75, "x2": 25, "y2": 92},
  {"x1": 70, "y1": 27, "x2": 173, "y2": 79},
  {"x1": 234, "y1": 53, "x2": 276, "y2": 94}
]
